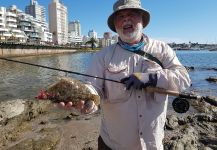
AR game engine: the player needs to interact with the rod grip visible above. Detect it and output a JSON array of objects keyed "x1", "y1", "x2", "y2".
[
  {"x1": 145, "y1": 87, "x2": 180, "y2": 97},
  {"x1": 145, "y1": 87, "x2": 202, "y2": 100}
]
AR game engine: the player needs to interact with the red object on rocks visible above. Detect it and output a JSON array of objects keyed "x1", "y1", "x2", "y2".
[{"x1": 35, "y1": 89, "x2": 47, "y2": 100}]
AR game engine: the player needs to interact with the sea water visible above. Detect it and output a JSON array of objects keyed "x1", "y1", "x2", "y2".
[{"x1": 0, "y1": 50, "x2": 216, "y2": 101}]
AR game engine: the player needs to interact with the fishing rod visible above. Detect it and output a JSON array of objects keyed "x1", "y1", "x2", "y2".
[
  {"x1": 0, "y1": 57, "x2": 216, "y2": 113},
  {"x1": 0, "y1": 57, "x2": 120, "y2": 83}
]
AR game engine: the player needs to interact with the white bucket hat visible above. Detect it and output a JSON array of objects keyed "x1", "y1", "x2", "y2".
[{"x1": 107, "y1": 0, "x2": 150, "y2": 32}]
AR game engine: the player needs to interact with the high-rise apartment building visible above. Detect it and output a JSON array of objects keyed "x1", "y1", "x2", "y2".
[
  {"x1": 68, "y1": 20, "x2": 81, "y2": 36},
  {"x1": 25, "y1": 0, "x2": 46, "y2": 22},
  {"x1": 68, "y1": 20, "x2": 82, "y2": 44},
  {"x1": 18, "y1": 12, "x2": 53, "y2": 44},
  {"x1": 0, "y1": 5, "x2": 26, "y2": 42},
  {"x1": 103, "y1": 32, "x2": 112, "y2": 40},
  {"x1": 49, "y1": 0, "x2": 68, "y2": 45},
  {"x1": 88, "y1": 29, "x2": 97, "y2": 39},
  {"x1": 99, "y1": 32, "x2": 117, "y2": 48}
]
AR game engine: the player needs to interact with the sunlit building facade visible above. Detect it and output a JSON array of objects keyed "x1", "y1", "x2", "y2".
[
  {"x1": 0, "y1": 6, "x2": 27, "y2": 42},
  {"x1": 88, "y1": 29, "x2": 97, "y2": 39},
  {"x1": 49, "y1": 0, "x2": 68, "y2": 45},
  {"x1": 69, "y1": 20, "x2": 81, "y2": 36},
  {"x1": 25, "y1": 0, "x2": 46, "y2": 22}
]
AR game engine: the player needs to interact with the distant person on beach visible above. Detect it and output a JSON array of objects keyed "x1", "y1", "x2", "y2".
[{"x1": 59, "y1": 0, "x2": 191, "y2": 149}]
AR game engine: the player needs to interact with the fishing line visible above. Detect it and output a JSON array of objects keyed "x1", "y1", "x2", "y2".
[
  {"x1": 0, "y1": 57, "x2": 120, "y2": 83},
  {"x1": 1, "y1": 56, "x2": 217, "y2": 113}
]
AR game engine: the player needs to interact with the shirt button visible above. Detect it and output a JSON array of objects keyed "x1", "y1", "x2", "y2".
[
  {"x1": 138, "y1": 96, "x2": 141, "y2": 98},
  {"x1": 136, "y1": 63, "x2": 138, "y2": 66},
  {"x1": 140, "y1": 132, "x2": 143, "y2": 135},
  {"x1": 139, "y1": 115, "x2": 142, "y2": 117}
]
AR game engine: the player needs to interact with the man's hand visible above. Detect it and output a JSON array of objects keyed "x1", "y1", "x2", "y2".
[
  {"x1": 57, "y1": 100, "x2": 98, "y2": 115},
  {"x1": 120, "y1": 73, "x2": 157, "y2": 90}
]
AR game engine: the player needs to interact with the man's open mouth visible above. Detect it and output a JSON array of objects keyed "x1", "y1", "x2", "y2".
[{"x1": 123, "y1": 24, "x2": 133, "y2": 30}]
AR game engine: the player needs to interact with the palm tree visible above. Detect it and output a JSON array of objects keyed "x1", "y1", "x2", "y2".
[{"x1": 85, "y1": 37, "x2": 97, "y2": 50}]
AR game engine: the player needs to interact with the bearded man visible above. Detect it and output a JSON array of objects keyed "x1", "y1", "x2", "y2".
[{"x1": 59, "y1": 0, "x2": 191, "y2": 149}]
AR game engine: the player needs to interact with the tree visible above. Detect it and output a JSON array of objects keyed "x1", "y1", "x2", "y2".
[{"x1": 85, "y1": 37, "x2": 97, "y2": 50}]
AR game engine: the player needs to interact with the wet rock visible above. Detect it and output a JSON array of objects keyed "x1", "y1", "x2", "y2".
[
  {"x1": 203, "y1": 147, "x2": 213, "y2": 150},
  {"x1": 206, "y1": 67, "x2": 217, "y2": 71},
  {"x1": 164, "y1": 111, "x2": 217, "y2": 150},
  {"x1": 23, "y1": 100, "x2": 52, "y2": 121},
  {"x1": 0, "y1": 99, "x2": 52, "y2": 148},
  {"x1": 39, "y1": 120, "x2": 47, "y2": 125},
  {"x1": 199, "y1": 136, "x2": 217, "y2": 146},
  {"x1": 85, "y1": 117, "x2": 92, "y2": 120},
  {"x1": 190, "y1": 96, "x2": 217, "y2": 113},
  {"x1": 164, "y1": 126, "x2": 198, "y2": 150},
  {"x1": 194, "y1": 113, "x2": 217, "y2": 122},
  {"x1": 1, "y1": 96, "x2": 216, "y2": 150},
  {"x1": 82, "y1": 147, "x2": 94, "y2": 150},
  {"x1": 0, "y1": 98, "x2": 100, "y2": 150},
  {"x1": 71, "y1": 136, "x2": 77, "y2": 139},
  {"x1": 7, "y1": 127, "x2": 61, "y2": 150},
  {"x1": 206, "y1": 77, "x2": 217, "y2": 83},
  {"x1": 185, "y1": 66, "x2": 195, "y2": 71},
  {"x1": 194, "y1": 113, "x2": 212, "y2": 122},
  {"x1": 0, "y1": 99, "x2": 25, "y2": 123},
  {"x1": 177, "y1": 117, "x2": 188, "y2": 125},
  {"x1": 203, "y1": 96, "x2": 217, "y2": 108},
  {"x1": 0, "y1": 99, "x2": 52, "y2": 125},
  {"x1": 165, "y1": 115, "x2": 179, "y2": 130},
  {"x1": 64, "y1": 112, "x2": 80, "y2": 120}
]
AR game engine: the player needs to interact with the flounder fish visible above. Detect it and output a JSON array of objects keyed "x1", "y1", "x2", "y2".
[{"x1": 36, "y1": 77, "x2": 100, "y2": 106}]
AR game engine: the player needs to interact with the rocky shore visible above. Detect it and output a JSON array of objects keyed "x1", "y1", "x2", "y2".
[
  {"x1": 164, "y1": 96, "x2": 217, "y2": 150},
  {"x1": 0, "y1": 96, "x2": 217, "y2": 150},
  {"x1": 0, "y1": 99, "x2": 100, "y2": 150}
]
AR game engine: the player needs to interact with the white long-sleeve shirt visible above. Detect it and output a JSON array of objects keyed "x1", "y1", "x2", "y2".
[{"x1": 86, "y1": 37, "x2": 191, "y2": 150}]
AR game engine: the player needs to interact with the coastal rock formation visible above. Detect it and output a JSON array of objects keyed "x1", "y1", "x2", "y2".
[
  {"x1": 164, "y1": 96, "x2": 217, "y2": 150},
  {"x1": 1, "y1": 95, "x2": 217, "y2": 150},
  {"x1": 0, "y1": 99, "x2": 53, "y2": 149},
  {"x1": 164, "y1": 113, "x2": 217, "y2": 150},
  {"x1": 185, "y1": 66, "x2": 195, "y2": 71},
  {"x1": 206, "y1": 67, "x2": 217, "y2": 71},
  {"x1": 0, "y1": 99, "x2": 100, "y2": 150},
  {"x1": 206, "y1": 77, "x2": 217, "y2": 83}
]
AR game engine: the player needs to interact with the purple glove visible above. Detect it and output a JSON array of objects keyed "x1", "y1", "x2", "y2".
[{"x1": 120, "y1": 73, "x2": 157, "y2": 90}]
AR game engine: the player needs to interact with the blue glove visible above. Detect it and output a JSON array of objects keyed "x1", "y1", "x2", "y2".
[{"x1": 120, "y1": 73, "x2": 157, "y2": 90}]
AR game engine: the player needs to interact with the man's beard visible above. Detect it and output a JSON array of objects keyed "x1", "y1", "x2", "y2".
[{"x1": 116, "y1": 23, "x2": 143, "y2": 44}]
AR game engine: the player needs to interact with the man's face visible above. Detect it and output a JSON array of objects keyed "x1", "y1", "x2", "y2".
[{"x1": 114, "y1": 9, "x2": 143, "y2": 44}]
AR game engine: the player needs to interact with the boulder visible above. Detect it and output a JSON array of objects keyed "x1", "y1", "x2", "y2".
[{"x1": 206, "y1": 77, "x2": 217, "y2": 83}]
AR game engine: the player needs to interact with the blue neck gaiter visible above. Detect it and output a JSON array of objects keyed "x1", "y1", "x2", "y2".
[{"x1": 118, "y1": 36, "x2": 145, "y2": 52}]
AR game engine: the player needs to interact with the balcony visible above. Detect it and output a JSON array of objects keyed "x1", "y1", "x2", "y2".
[
  {"x1": 23, "y1": 28, "x2": 33, "y2": 32},
  {"x1": 7, "y1": 18, "x2": 17, "y2": 22},
  {"x1": 11, "y1": 29, "x2": 22, "y2": 33},
  {"x1": 15, "y1": 34, "x2": 26, "y2": 38},
  {"x1": 19, "y1": 22, "x2": 31, "y2": 27},
  {"x1": 0, "y1": 28, "x2": 8, "y2": 32},
  {"x1": 29, "y1": 33, "x2": 40, "y2": 38},
  {"x1": 7, "y1": 12, "x2": 16, "y2": 17},
  {"x1": 3, "y1": 32, "x2": 12, "y2": 37},
  {"x1": 7, "y1": 24, "x2": 17, "y2": 28}
]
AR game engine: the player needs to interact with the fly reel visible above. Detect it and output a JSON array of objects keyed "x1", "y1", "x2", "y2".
[{"x1": 172, "y1": 97, "x2": 190, "y2": 113}]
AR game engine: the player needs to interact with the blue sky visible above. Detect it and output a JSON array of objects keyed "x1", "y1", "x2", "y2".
[{"x1": 1, "y1": 0, "x2": 217, "y2": 44}]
